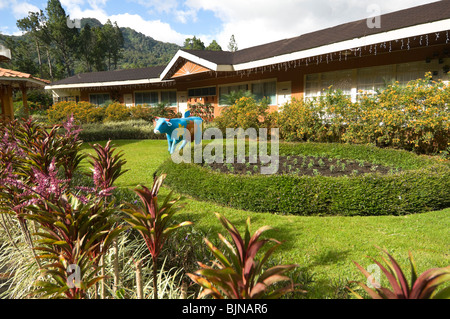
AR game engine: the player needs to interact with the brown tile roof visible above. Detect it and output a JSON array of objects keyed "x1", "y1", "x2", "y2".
[
  {"x1": 231, "y1": 0, "x2": 450, "y2": 64},
  {"x1": 0, "y1": 68, "x2": 50, "y2": 84},
  {"x1": 50, "y1": 66, "x2": 166, "y2": 86}
]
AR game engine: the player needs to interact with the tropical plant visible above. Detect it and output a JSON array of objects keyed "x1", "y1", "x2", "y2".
[
  {"x1": 88, "y1": 140, "x2": 128, "y2": 197},
  {"x1": 347, "y1": 248, "x2": 450, "y2": 299},
  {"x1": 27, "y1": 193, "x2": 125, "y2": 299},
  {"x1": 187, "y1": 213, "x2": 301, "y2": 299},
  {"x1": 122, "y1": 174, "x2": 192, "y2": 299}
]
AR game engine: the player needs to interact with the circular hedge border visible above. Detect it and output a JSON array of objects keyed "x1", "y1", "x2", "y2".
[{"x1": 156, "y1": 142, "x2": 450, "y2": 216}]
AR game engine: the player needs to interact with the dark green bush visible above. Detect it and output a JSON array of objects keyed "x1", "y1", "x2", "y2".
[
  {"x1": 156, "y1": 142, "x2": 450, "y2": 216},
  {"x1": 79, "y1": 120, "x2": 165, "y2": 142}
]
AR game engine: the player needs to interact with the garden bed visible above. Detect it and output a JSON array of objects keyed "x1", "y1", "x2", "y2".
[
  {"x1": 203, "y1": 155, "x2": 395, "y2": 177},
  {"x1": 157, "y1": 142, "x2": 450, "y2": 216}
]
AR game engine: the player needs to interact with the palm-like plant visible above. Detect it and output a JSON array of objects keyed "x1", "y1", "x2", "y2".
[
  {"x1": 348, "y1": 248, "x2": 450, "y2": 299},
  {"x1": 122, "y1": 174, "x2": 192, "y2": 299},
  {"x1": 28, "y1": 194, "x2": 125, "y2": 299},
  {"x1": 88, "y1": 140, "x2": 128, "y2": 197},
  {"x1": 187, "y1": 213, "x2": 301, "y2": 299}
]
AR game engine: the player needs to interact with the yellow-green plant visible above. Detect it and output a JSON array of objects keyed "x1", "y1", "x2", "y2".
[
  {"x1": 104, "y1": 102, "x2": 130, "y2": 123},
  {"x1": 214, "y1": 97, "x2": 270, "y2": 131},
  {"x1": 187, "y1": 213, "x2": 301, "y2": 299}
]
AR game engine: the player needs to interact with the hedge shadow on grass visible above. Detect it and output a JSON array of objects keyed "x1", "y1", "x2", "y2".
[{"x1": 156, "y1": 142, "x2": 450, "y2": 216}]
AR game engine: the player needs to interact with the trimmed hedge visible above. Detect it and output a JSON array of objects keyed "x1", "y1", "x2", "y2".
[
  {"x1": 79, "y1": 120, "x2": 166, "y2": 142},
  {"x1": 156, "y1": 142, "x2": 450, "y2": 216}
]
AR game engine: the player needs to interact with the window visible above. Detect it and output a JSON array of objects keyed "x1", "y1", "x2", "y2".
[
  {"x1": 188, "y1": 87, "x2": 216, "y2": 97},
  {"x1": 219, "y1": 84, "x2": 248, "y2": 105},
  {"x1": 357, "y1": 65, "x2": 395, "y2": 94},
  {"x1": 304, "y1": 70, "x2": 353, "y2": 100},
  {"x1": 251, "y1": 81, "x2": 276, "y2": 105},
  {"x1": 89, "y1": 93, "x2": 110, "y2": 106},
  {"x1": 135, "y1": 91, "x2": 159, "y2": 106},
  {"x1": 56, "y1": 96, "x2": 79, "y2": 103},
  {"x1": 161, "y1": 91, "x2": 177, "y2": 107}
]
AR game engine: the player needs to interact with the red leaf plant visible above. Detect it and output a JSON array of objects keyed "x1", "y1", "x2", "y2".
[
  {"x1": 347, "y1": 248, "x2": 450, "y2": 299},
  {"x1": 187, "y1": 213, "x2": 302, "y2": 299}
]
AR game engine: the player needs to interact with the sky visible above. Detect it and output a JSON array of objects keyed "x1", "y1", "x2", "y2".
[{"x1": 0, "y1": 0, "x2": 442, "y2": 50}]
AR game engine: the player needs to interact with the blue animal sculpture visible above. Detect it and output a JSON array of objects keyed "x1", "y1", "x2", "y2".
[{"x1": 154, "y1": 111, "x2": 203, "y2": 154}]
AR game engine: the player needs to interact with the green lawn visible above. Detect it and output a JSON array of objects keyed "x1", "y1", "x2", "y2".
[{"x1": 81, "y1": 139, "x2": 450, "y2": 298}]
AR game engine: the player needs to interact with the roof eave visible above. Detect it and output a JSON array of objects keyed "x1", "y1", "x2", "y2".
[
  {"x1": 233, "y1": 18, "x2": 450, "y2": 71},
  {"x1": 160, "y1": 50, "x2": 232, "y2": 80},
  {"x1": 45, "y1": 78, "x2": 173, "y2": 90}
]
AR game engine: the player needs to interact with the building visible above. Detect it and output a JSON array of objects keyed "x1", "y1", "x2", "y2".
[
  {"x1": 45, "y1": 1, "x2": 450, "y2": 118},
  {"x1": 1, "y1": 45, "x2": 50, "y2": 121}
]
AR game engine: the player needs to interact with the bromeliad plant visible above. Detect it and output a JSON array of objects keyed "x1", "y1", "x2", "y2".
[
  {"x1": 88, "y1": 140, "x2": 128, "y2": 198},
  {"x1": 122, "y1": 174, "x2": 192, "y2": 299},
  {"x1": 187, "y1": 213, "x2": 301, "y2": 299},
  {"x1": 348, "y1": 248, "x2": 450, "y2": 299},
  {"x1": 28, "y1": 194, "x2": 125, "y2": 299}
]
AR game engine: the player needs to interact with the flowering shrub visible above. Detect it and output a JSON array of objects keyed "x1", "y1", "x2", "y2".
[
  {"x1": 214, "y1": 96, "x2": 271, "y2": 131},
  {"x1": 104, "y1": 102, "x2": 130, "y2": 123},
  {"x1": 188, "y1": 102, "x2": 215, "y2": 122},
  {"x1": 47, "y1": 101, "x2": 105, "y2": 124},
  {"x1": 275, "y1": 73, "x2": 450, "y2": 154}
]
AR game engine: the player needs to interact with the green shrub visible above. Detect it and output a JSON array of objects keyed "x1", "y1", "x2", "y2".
[
  {"x1": 79, "y1": 120, "x2": 165, "y2": 142},
  {"x1": 274, "y1": 74, "x2": 450, "y2": 154},
  {"x1": 156, "y1": 142, "x2": 450, "y2": 216},
  {"x1": 214, "y1": 97, "x2": 272, "y2": 132}
]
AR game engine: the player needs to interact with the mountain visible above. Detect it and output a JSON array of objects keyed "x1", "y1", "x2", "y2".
[{"x1": 81, "y1": 18, "x2": 180, "y2": 69}]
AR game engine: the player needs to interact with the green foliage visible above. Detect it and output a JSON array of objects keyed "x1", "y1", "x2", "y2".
[
  {"x1": 157, "y1": 142, "x2": 450, "y2": 216},
  {"x1": 47, "y1": 100, "x2": 178, "y2": 126},
  {"x1": 219, "y1": 89, "x2": 255, "y2": 106},
  {"x1": 183, "y1": 36, "x2": 205, "y2": 50},
  {"x1": 79, "y1": 120, "x2": 165, "y2": 142},
  {"x1": 187, "y1": 213, "x2": 299, "y2": 299},
  {"x1": 348, "y1": 248, "x2": 450, "y2": 299},
  {"x1": 274, "y1": 74, "x2": 450, "y2": 154},
  {"x1": 206, "y1": 40, "x2": 222, "y2": 51},
  {"x1": 214, "y1": 96, "x2": 272, "y2": 131}
]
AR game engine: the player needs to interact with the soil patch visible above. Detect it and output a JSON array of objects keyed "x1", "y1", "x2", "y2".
[{"x1": 201, "y1": 155, "x2": 397, "y2": 177}]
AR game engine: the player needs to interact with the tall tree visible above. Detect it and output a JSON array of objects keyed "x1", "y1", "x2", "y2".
[
  {"x1": 228, "y1": 34, "x2": 238, "y2": 52},
  {"x1": 77, "y1": 24, "x2": 96, "y2": 72},
  {"x1": 44, "y1": 0, "x2": 79, "y2": 77},
  {"x1": 16, "y1": 11, "x2": 45, "y2": 78},
  {"x1": 183, "y1": 36, "x2": 205, "y2": 50},
  {"x1": 206, "y1": 40, "x2": 222, "y2": 51}
]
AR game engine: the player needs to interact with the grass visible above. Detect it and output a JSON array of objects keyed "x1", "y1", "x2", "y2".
[{"x1": 80, "y1": 139, "x2": 450, "y2": 298}]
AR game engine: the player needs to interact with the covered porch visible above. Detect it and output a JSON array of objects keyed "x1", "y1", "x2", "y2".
[{"x1": 0, "y1": 68, "x2": 50, "y2": 121}]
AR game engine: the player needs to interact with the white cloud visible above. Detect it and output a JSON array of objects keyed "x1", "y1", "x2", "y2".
[
  {"x1": 174, "y1": 9, "x2": 198, "y2": 24},
  {"x1": 109, "y1": 13, "x2": 188, "y2": 44},
  {"x1": 4, "y1": 0, "x2": 40, "y2": 19},
  {"x1": 184, "y1": 0, "x2": 441, "y2": 49}
]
